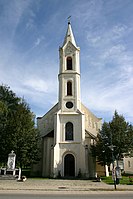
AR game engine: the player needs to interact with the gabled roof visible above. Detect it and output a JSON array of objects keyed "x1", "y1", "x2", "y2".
[{"x1": 62, "y1": 22, "x2": 77, "y2": 47}]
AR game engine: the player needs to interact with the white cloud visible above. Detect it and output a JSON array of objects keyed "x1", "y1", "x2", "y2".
[
  {"x1": 34, "y1": 36, "x2": 45, "y2": 47},
  {"x1": 112, "y1": 24, "x2": 127, "y2": 39},
  {"x1": 24, "y1": 78, "x2": 48, "y2": 93},
  {"x1": 81, "y1": 18, "x2": 133, "y2": 123},
  {"x1": 101, "y1": 44, "x2": 125, "y2": 60},
  {"x1": 0, "y1": 0, "x2": 32, "y2": 38}
]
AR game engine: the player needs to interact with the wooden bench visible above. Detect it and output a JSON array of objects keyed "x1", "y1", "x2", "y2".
[{"x1": 129, "y1": 176, "x2": 133, "y2": 182}]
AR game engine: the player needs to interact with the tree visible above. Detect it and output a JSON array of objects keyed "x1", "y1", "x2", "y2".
[
  {"x1": 92, "y1": 111, "x2": 133, "y2": 166},
  {"x1": 0, "y1": 85, "x2": 20, "y2": 164},
  {"x1": 11, "y1": 100, "x2": 40, "y2": 169},
  {"x1": 91, "y1": 122, "x2": 112, "y2": 166},
  {"x1": 0, "y1": 85, "x2": 40, "y2": 170},
  {"x1": 109, "y1": 111, "x2": 132, "y2": 159}
]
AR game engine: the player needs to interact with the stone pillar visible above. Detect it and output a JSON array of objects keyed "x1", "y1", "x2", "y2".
[
  {"x1": 18, "y1": 168, "x2": 22, "y2": 180},
  {"x1": 105, "y1": 164, "x2": 109, "y2": 177}
]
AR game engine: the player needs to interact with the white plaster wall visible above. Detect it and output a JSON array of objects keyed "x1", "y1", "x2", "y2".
[
  {"x1": 37, "y1": 103, "x2": 58, "y2": 137},
  {"x1": 42, "y1": 137, "x2": 54, "y2": 177},
  {"x1": 59, "y1": 42, "x2": 80, "y2": 74},
  {"x1": 52, "y1": 111, "x2": 87, "y2": 177},
  {"x1": 59, "y1": 113, "x2": 83, "y2": 142},
  {"x1": 58, "y1": 73, "x2": 81, "y2": 111},
  {"x1": 123, "y1": 157, "x2": 133, "y2": 174},
  {"x1": 81, "y1": 103, "x2": 102, "y2": 137},
  {"x1": 53, "y1": 142, "x2": 86, "y2": 177}
]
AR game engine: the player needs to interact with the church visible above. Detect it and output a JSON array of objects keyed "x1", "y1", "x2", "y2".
[{"x1": 37, "y1": 21, "x2": 102, "y2": 178}]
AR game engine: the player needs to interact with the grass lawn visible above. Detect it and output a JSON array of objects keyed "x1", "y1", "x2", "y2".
[{"x1": 101, "y1": 176, "x2": 133, "y2": 185}]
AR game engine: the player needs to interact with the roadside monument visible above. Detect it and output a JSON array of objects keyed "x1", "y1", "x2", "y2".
[
  {"x1": 6, "y1": 150, "x2": 16, "y2": 175},
  {"x1": 0, "y1": 150, "x2": 19, "y2": 179}
]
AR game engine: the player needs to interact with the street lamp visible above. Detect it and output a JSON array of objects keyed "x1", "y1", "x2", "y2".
[{"x1": 108, "y1": 144, "x2": 117, "y2": 190}]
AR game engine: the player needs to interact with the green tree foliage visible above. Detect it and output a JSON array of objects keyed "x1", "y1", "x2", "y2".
[
  {"x1": 0, "y1": 85, "x2": 40, "y2": 168},
  {"x1": 92, "y1": 111, "x2": 133, "y2": 166}
]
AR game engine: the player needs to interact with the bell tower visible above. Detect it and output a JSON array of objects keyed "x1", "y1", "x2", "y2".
[{"x1": 58, "y1": 21, "x2": 81, "y2": 112}]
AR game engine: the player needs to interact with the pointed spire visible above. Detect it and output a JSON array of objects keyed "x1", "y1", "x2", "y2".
[{"x1": 62, "y1": 20, "x2": 77, "y2": 47}]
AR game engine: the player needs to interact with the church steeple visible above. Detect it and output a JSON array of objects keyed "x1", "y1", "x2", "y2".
[
  {"x1": 62, "y1": 21, "x2": 77, "y2": 47},
  {"x1": 58, "y1": 22, "x2": 81, "y2": 112}
]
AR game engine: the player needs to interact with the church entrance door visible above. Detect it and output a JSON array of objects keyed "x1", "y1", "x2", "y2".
[{"x1": 64, "y1": 154, "x2": 75, "y2": 177}]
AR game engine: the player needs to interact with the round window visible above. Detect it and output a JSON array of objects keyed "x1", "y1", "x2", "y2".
[{"x1": 66, "y1": 101, "x2": 73, "y2": 109}]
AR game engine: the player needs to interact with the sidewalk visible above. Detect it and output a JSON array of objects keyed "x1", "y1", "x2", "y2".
[{"x1": 0, "y1": 179, "x2": 133, "y2": 193}]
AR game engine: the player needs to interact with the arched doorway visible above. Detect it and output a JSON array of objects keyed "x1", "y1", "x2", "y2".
[{"x1": 64, "y1": 154, "x2": 75, "y2": 177}]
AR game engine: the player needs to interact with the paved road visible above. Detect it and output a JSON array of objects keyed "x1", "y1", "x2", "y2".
[
  {"x1": 0, "y1": 193, "x2": 133, "y2": 199},
  {"x1": 0, "y1": 179, "x2": 133, "y2": 191},
  {"x1": 0, "y1": 178, "x2": 133, "y2": 199}
]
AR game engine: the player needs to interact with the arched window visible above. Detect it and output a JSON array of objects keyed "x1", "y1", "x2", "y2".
[
  {"x1": 67, "y1": 57, "x2": 72, "y2": 70},
  {"x1": 65, "y1": 122, "x2": 73, "y2": 141},
  {"x1": 67, "y1": 81, "x2": 72, "y2": 96}
]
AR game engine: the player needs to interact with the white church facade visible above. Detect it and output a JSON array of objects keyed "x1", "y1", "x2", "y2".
[{"x1": 37, "y1": 22, "x2": 102, "y2": 178}]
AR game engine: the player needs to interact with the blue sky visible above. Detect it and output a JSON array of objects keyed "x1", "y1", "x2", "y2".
[{"x1": 0, "y1": 0, "x2": 133, "y2": 124}]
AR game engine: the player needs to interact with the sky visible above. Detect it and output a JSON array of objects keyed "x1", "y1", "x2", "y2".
[{"x1": 0, "y1": 0, "x2": 133, "y2": 124}]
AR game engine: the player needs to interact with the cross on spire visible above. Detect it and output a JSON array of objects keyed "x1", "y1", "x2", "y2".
[
  {"x1": 67, "y1": 16, "x2": 71, "y2": 24},
  {"x1": 63, "y1": 16, "x2": 77, "y2": 47}
]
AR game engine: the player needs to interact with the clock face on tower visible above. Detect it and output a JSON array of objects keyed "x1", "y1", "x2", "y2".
[
  {"x1": 66, "y1": 101, "x2": 73, "y2": 109},
  {"x1": 65, "y1": 43, "x2": 75, "y2": 56}
]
